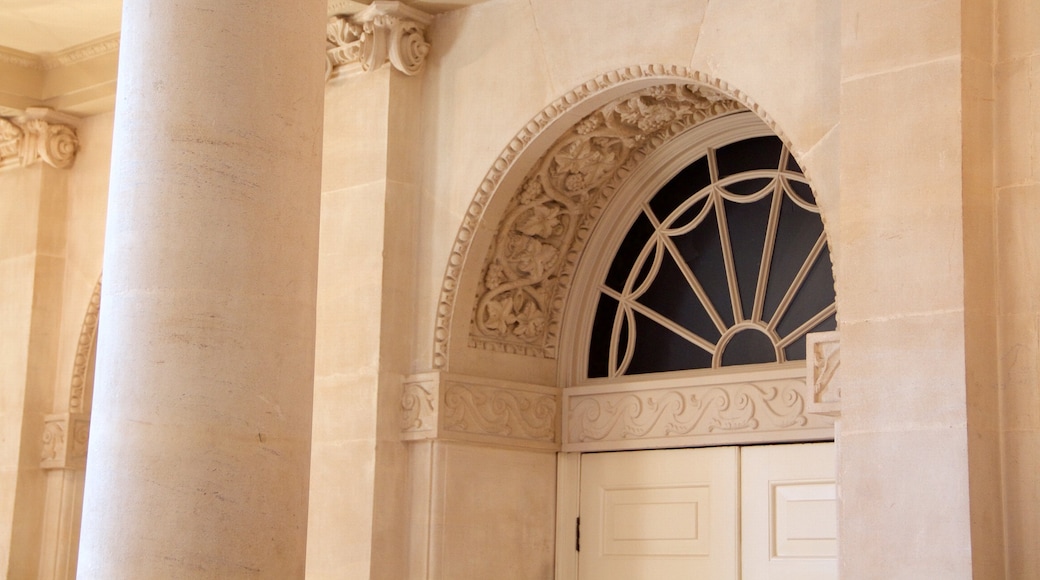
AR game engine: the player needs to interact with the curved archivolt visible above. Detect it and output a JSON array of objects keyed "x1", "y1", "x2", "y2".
[{"x1": 588, "y1": 135, "x2": 836, "y2": 378}]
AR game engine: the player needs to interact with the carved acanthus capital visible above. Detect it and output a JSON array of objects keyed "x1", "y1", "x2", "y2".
[
  {"x1": 41, "y1": 412, "x2": 90, "y2": 470},
  {"x1": 401, "y1": 371, "x2": 560, "y2": 451},
  {"x1": 0, "y1": 108, "x2": 79, "y2": 171},
  {"x1": 805, "y1": 331, "x2": 841, "y2": 417},
  {"x1": 326, "y1": 1, "x2": 432, "y2": 81}
]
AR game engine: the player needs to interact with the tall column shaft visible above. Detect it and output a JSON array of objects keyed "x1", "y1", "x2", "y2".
[{"x1": 78, "y1": 1, "x2": 326, "y2": 577}]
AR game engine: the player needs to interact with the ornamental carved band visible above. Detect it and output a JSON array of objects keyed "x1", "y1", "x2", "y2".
[
  {"x1": 469, "y1": 83, "x2": 743, "y2": 359},
  {"x1": 41, "y1": 413, "x2": 90, "y2": 470},
  {"x1": 326, "y1": 1, "x2": 432, "y2": 81},
  {"x1": 0, "y1": 108, "x2": 79, "y2": 171},
  {"x1": 562, "y1": 365, "x2": 834, "y2": 452},
  {"x1": 401, "y1": 372, "x2": 559, "y2": 451}
]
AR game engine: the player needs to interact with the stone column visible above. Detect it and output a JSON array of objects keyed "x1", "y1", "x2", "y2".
[{"x1": 77, "y1": 1, "x2": 326, "y2": 577}]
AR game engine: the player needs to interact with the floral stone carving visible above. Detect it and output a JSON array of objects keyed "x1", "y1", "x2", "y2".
[
  {"x1": 563, "y1": 370, "x2": 834, "y2": 452},
  {"x1": 469, "y1": 83, "x2": 743, "y2": 358},
  {"x1": 0, "y1": 108, "x2": 79, "y2": 171},
  {"x1": 401, "y1": 372, "x2": 559, "y2": 450},
  {"x1": 326, "y1": 1, "x2": 431, "y2": 81},
  {"x1": 41, "y1": 413, "x2": 90, "y2": 470},
  {"x1": 805, "y1": 330, "x2": 841, "y2": 416}
]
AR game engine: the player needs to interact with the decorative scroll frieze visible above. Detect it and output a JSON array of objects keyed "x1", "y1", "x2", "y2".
[
  {"x1": 41, "y1": 413, "x2": 90, "y2": 470},
  {"x1": 805, "y1": 331, "x2": 841, "y2": 416},
  {"x1": 0, "y1": 108, "x2": 79, "y2": 171},
  {"x1": 326, "y1": 1, "x2": 432, "y2": 81},
  {"x1": 563, "y1": 365, "x2": 833, "y2": 452},
  {"x1": 401, "y1": 372, "x2": 559, "y2": 451}
]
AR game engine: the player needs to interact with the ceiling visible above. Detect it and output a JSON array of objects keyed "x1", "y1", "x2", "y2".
[{"x1": 0, "y1": 0, "x2": 486, "y2": 56}]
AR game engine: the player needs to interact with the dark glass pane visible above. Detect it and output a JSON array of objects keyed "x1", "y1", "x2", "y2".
[
  {"x1": 720, "y1": 328, "x2": 777, "y2": 366},
  {"x1": 670, "y1": 205, "x2": 734, "y2": 328},
  {"x1": 783, "y1": 312, "x2": 837, "y2": 362},
  {"x1": 587, "y1": 294, "x2": 618, "y2": 378},
  {"x1": 762, "y1": 196, "x2": 824, "y2": 324},
  {"x1": 649, "y1": 156, "x2": 711, "y2": 221},
  {"x1": 668, "y1": 196, "x2": 709, "y2": 231},
  {"x1": 636, "y1": 248, "x2": 722, "y2": 344},
  {"x1": 786, "y1": 179, "x2": 816, "y2": 207},
  {"x1": 715, "y1": 136, "x2": 783, "y2": 178},
  {"x1": 625, "y1": 311, "x2": 713, "y2": 375},
  {"x1": 721, "y1": 177, "x2": 773, "y2": 198},
  {"x1": 724, "y1": 196, "x2": 771, "y2": 319},
  {"x1": 605, "y1": 212, "x2": 655, "y2": 292},
  {"x1": 785, "y1": 151, "x2": 804, "y2": 174},
  {"x1": 776, "y1": 245, "x2": 836, "y2": 337}
]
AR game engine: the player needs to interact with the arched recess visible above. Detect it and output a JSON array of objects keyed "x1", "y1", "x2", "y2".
[
  {"x1": 38, "y1": 275, "x2": 99, "y2": 580},
  {"x1": 408, "y1": 68, "x2": 842, "y2": 580},
  {"x1": 431, "y1": 65, "x2": 838, "y2": 386}
]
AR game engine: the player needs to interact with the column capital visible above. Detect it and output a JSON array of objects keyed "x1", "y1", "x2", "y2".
[
  {"x1": 0, "y1": 107, "x2": 79, "y2": 171},
  {"x1": 326, "y1": 0, "x2": 432, "y2": 81},
  {"x1": 41, "y1": 412, "x2": 90, "y2": 471}
]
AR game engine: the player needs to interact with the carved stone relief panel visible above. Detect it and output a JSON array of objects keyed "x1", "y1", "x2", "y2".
[
  {"x1": 805, "y1": 330, "x2": 841, "y2": 416},
  {"x1": 40, "y1": 413, "x2": 90, "y2": 470},
  {"x1": 0, "y1": 107, "x2": 79, "y2": 171},
  {"x1": 326, "y1": 1, "x2": 431, "y2": 80},
  {"x1": 563, "y1": 365, "x2": 833, "y2": 452},
  {"x1": 401, "y1": 371, "x2": 559, "y2": 451},
  {"x1": 468, "y1": 83, "x2": 744, "y2": 361}
]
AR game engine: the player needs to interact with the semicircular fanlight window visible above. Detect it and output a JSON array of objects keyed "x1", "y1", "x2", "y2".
[{"x1": 587, "y1": 135, "x2": 836, "y2": 379}]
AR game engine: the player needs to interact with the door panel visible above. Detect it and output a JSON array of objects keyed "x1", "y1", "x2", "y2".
[
  {"x1": 740, "y1": 442, "x2": 837, "y2": 579},
  {"x1": 578, "y1": 447, "x2": 739, "y2": 580}
]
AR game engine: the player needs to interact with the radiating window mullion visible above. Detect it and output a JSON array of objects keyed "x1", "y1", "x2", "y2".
[
  {"x1": 752, "y1": 176, "x2": 784, "y2": 323},
  {"x1": 767, "y1": 232, "x2": 826, "y2": 331},
  {"x1": 707, "y1": 147, "x2": 744, "y2": 324},
  {"x1": 601, "y1": 286, "x2": 717, "y2": 355},
  {"x1": 644, "y1": 203, "x2": 728, "y2": 335},
  {"x1": 777, "y1": 302, "x2": 837, "y2": 348}
]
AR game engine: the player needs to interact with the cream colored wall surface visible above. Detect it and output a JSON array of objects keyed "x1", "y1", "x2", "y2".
[
  {"x1": 0, "y1": 166, "x2": 46, "y2": 578},
  {"x1": 427, "y1": 442, "x2": 556, "y2": 580},
  {"x1": 996, "y1": 0, "x2": 1040, "y2": 576}
]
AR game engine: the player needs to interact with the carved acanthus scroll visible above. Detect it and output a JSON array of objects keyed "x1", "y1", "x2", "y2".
[
  {"x1": 805, "y1": 331, "x2": 841, "y2": 416},
  {"x1": 469, "y1": 83, "x2": 743, "y2": 359},
  {"x1": 41, "y1": 413, "x2": 90, "y2": 470},
  {"x1": 0, "y1": 108, "x2": 79, "y2": 171},
  {"x1": 326, "y1": 1, "x2": 431, "y2": 81},
  {"x1": 401, "y1": 372, "x2": 559, "y2": 451}
]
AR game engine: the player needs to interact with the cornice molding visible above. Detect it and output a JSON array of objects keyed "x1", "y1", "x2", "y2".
[
  {"x1": 326, "y1": 0, "x2": 432, "y2": 81},
  {"x1": 401, "y1": 371, "x2": 560, "y2": 451},
  {"x1": 0, "y1": 107, "x2": 80, "y2": 171},
  {"x1": 0, "y1": 45, "x2": 43, "y2": 70},
  {"x1": 41, "y1": 33, "x2": 120, "y2": 70}
]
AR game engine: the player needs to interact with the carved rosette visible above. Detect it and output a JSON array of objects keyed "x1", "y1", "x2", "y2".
[
  {"x1": 401, "y1": 372, "x2": 559, "y2": 451},
  {"x1": 0, "y1": 108, "x2": 79, "y2": 171},
  {"x1": 326, "y1": 1, "x2": 431, "y2": 81},
  {"x1": 563, "y1": 367, "x2": 834, "y2": 451},
  {"x1": 41, "y1": 413, "x2": 90, "y2": 470},
  {"x1": 469, "y1": 83, "x2": 743, "y2": 359},
  {"x1": 805, "y1": 331, "x2": 841, "y2": 416}
]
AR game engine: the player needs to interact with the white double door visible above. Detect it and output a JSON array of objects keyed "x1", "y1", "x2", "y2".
[{"x1": 577, "y1": 442, "x2": 836, "y2": 580}]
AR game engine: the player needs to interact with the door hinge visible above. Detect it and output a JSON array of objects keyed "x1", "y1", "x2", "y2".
[{"x1": 575, "y1": 517, "x2": 581, "y2": 552}]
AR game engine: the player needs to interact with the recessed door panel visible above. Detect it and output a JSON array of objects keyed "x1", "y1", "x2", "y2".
[
  {"x1": 578, "y1": 447, "x2": 739, "y2": 580},
  {"x1": 741, "y1": 442, "x2": 837, "y2": 579}
]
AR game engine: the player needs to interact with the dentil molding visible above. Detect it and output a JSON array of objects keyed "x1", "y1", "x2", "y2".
[
  {"x1": 326, "y1": 0, "x2": 432, "y2": 81},
  {"x1": 0, "y1": 107, "x2": 79, "y2": 171},
  {"x1": 401, "y1": 372, "x2": 559, "y2": 451}
]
